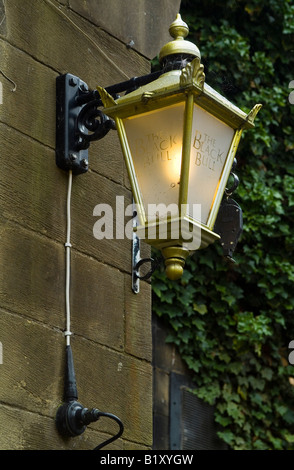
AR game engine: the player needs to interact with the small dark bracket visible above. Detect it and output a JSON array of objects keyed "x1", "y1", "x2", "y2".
[
  {"x1": 132, "y1": 229, "x2": 141, "y2": 294},
  {"x1": 56, "y1": 73, "x2": 114, "y2": 175},
  {"x1": 132, "y1": 208, "x2": 160, "y2": 293},
  {"x1": 132, "y1": 246, "x2": 159, "y2": 294},
  {"x1": 214, "y1": 158, "x2": 243, "y2": 262},
  {"x1": 214, "y1": 197, "x2": 243, "y2": 262}
]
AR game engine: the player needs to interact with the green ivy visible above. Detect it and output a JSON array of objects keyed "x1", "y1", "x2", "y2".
[{"x1": 152, "y1": 0, "x2": 294, "y2": 450}]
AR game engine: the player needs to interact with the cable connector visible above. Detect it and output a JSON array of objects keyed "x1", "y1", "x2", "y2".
[
  {"x1": 56, "y1": 345, "x2": 124, "y2": 449},
  {"x1": 56, "y1": 400, "x2": 124, "y2": 449}
]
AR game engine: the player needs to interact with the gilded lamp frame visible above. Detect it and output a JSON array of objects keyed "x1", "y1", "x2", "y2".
[{"x1": 97, "y1": 57, "x2": 261, "y2": 252}]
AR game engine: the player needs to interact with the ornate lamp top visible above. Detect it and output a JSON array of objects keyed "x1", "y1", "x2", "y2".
[{"x1": 159, "y1": 14, "x2": 201, "y2": 64}]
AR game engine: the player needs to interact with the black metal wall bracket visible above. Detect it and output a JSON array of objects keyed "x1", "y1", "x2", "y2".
[{"x1": 56, "y1": 73, "x2": 115, "y2": 175}]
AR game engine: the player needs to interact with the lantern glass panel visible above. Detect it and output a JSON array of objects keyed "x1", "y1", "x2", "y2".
[
  {"x1": 187, "y1": 104, "x2": 235, "y2": 225},
  {"x1": 123, "y1": 102, "x2": 185, "y2": 223}
]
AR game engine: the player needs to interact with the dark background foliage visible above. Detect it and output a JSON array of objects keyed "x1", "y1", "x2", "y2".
[{"x1": 152, "y1": 0, "x2": 294, "y2": 449}]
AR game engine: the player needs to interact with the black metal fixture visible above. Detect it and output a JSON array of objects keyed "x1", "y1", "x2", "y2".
[
  {"x1": 214, "y1": 158, "x2": 243, "y2": 262},
  {"x1": 56, "y1": 345, "x2": 124, "y2": 449}
]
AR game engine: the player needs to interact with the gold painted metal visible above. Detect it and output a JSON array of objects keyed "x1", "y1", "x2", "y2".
[
  {"x1": 206, "y1": 128, "x2": 243, "y2": 230},
  {"x1": 179, "y1": 93, "x2": 194, "y2": 210},
  {"x1": 180, "y1": 57, "x2": 205, "y2": 89},
  {"x1": 162, "y1": 246, "x2": 190, "y2": 281},
  {"x1": 97, "y1": 14, "x2": 262, "y2": 280},
  {"x1": 158, "y1": 13, "x2": 201, "y2": 63}
]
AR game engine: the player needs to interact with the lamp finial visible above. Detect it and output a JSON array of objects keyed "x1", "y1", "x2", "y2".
[{"x1": 159, "y1": 13, "x2": 201, "y2": 64}]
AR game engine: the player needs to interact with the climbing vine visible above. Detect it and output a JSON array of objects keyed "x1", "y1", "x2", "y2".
[{"x1": 152, "y1": 0, "x2": 294, "y2": 449}]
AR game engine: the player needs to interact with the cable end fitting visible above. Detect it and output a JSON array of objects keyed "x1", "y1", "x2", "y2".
[
  {"x1": 56, "y1": 403, "x2": 101, "y2": 437},
  {"x1": 56, "y1": 401, "x2": 86, "y2": 437}
]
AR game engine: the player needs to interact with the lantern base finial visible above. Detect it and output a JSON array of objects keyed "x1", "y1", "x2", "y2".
[{"x1": 162, "y1": 246, "x2": 189, "y2": 280}]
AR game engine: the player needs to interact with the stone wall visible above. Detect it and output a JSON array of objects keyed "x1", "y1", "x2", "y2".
[
  {"x1": 152, "y1": 315, "x2": 193, "y2": 449},
  {"x1": 0, "y1": 0, "x2": 179, "y2": 450}
]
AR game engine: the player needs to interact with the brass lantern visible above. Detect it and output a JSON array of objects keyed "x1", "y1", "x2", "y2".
[{"x1": 98, "y1": 14, "x2": 261, "y2": 280}]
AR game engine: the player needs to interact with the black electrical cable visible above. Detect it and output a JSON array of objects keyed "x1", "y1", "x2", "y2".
[
  {"x1": 56, "y1": 345, "x2": 124, "y2": 449},
  {"x1": 92, "y1": 412, "x2": 124, "y2": 450}
]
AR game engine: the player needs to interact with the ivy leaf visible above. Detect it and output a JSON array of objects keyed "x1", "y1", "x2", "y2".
[
  {"x1": 193, "y1": 303, "x2": 208, "y2": 315},
  {"x1": 153, "y1": 0, "x2": 294, "y2": 450}
]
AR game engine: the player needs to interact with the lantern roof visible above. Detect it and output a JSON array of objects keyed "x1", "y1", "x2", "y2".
[
  {"x1": 97, "y1": 62, "x2": 261, "y2": 131},
  {"x1": 97, "y1": 15, "x2": 261, "y2": 130}
]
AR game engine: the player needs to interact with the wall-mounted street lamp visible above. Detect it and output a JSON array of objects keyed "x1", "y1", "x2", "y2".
[
  {"x1": 55, "y1": 13, "x2": 261, "y2": 447},
  {"x1": 97, "y1": 15, "x2": 262, "y2": 281},
  {"x1": 56, "y1": 14, "x2": 261, "y2": 284}
]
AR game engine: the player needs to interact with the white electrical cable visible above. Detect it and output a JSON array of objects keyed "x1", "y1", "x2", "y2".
[{"x1": 64, "y1": 170, "x2": 73, "y2": 346}]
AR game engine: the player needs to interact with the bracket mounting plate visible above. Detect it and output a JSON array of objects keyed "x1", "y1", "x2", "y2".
[{"x1": 56, "y1": 73, "x2": 89, "y2": 175}]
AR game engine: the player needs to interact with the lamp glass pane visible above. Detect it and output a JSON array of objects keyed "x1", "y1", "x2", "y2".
[
  {"x1": 123, "y1": 103, "x2": 185, "y2": 223},
  {"x1": 187, "y1": 105, "x2": 235, "y2": 224}
]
